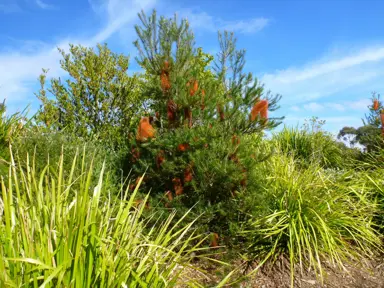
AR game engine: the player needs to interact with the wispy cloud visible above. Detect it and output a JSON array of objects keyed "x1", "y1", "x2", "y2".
[
  {"x1": 261, "y1": 46, "x2": 384, "y2": 105},
  {"x1": 1, "y1": 0, "x2": 156, "y2": 114},
  {"x1": 220, "y1": 18, "x2": 270, "y2": 34},
  {"x1": 35, "y1": 0, "x2": 54, "y2": 10},
  {"x1": 300, "y1": 99, "x2": 371, "y2": 113},
  {"x1": 303, "y1": 102, "x2": 323, "y2": 112},
  {"x1": 178, "y1": 9, "x2": 269, "y2": 34},
  {"x1": 0, "y1": 0, "x2": 20, "y2": 13}
]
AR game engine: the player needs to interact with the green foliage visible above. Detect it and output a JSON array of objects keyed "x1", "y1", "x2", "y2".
[
  {"x1": 0, "y1": 101, "x2": 26, "y2": 172},
  {"x1": 0, "y1": 149, "x2": 211, "y2": 287},
  {"x1": 272, "y1": 119, "x2": 347, "y2": 169},
  {"x1": 12, "y1": 129, "x2": 123, "y2": 193},
  {"x1": 241, "y1": 151, "x2": 382, "y2": 286},
  {"x1": 338, "y1": 92, "x2": 384, "y2": 153},
  {"x1": 128, "y1": 10, "x2": 283, "y2": 239},
  {"x1": 35, "y1": 43, "x2": 143, "y2": 147}
]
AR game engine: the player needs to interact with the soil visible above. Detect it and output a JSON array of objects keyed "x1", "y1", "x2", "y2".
[{"x1": 178, "y1": 256, "x2": 384, "y2": 287}]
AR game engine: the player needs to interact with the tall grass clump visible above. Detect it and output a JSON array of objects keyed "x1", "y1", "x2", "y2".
[
  {"x1": 272, "y1": 126, "x2": 346, "y2": 169},
  {"x1": 241, "y1": 150, "x2": 382, "y2": 287},
  {"x1": 0, "y1": 102, "x2": 26, "y2": 172},
  {"x1": 0, "y1": 147, "x2": 208, "y2": 287}
]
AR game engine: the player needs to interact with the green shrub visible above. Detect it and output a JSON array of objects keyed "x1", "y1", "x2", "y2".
[
  {"x1": 12, "y1": 129, "x2": 125, "y2": 193},
  {"x1": 0, "y1": 102, "x2": 26, "y2": 173},
  {"x1": 272, "y1": 126, "x2": 347, "y2": 169},
  {"x1": 0, "y1": 149, "x2": 210, "y2": 287},
  {"x1": 241, "y1": 151, "x2": 382, "y2": 286}
]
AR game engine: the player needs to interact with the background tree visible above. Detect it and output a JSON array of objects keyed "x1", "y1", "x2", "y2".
[
  {"x1": 127, "y1": 10, "x2": 283, "y2": 242},
  {"x1": 35, "y1": 43, "x2": 143, "y2": 147},
  {"x1": 338, "y1": 92, "x2": 383, "y2": 152}
]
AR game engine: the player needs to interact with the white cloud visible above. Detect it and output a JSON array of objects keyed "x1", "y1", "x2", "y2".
[
  {"x1": 290, "y1": 105, "x2": 301, "y2": 112},
  {"x1": 220, "y1": 18, "x2": 269, "y2": 34},
  {"x1": 178, "y1": 9, "x2": 269, "y2": 34},
  {"x1": 1, "y1": 0, "x2": 156, "y2": 114},
  {"x1": 299, "y1": 99, "x2": 371, "y2": 113},
  {"x1": 35, "y1": 0, "x2": 54, "y2": 9},
  {"x1": 261, "y1": 46, "x2": 384, "y2": 105},
  {"x1": 303, "y1": 102, "x2": 324, "y2": 112},
  {"x1": 325, "y1": 103, "x2": 345, "y2": 111}
]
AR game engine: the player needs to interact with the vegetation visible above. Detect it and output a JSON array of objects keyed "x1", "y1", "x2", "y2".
[
  {"x1": 0, "y1": 149, "x2": 212, "y2": 287},
  {"x1": 1, "y1": 9, "x2": 384, "y2": 288}
]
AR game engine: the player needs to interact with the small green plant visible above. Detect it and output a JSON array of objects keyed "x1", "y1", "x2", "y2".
[
  {"x1": 0, "y1": 147, "x2": 211, "y2": 287},
  {"x1": 241, "y1": 151, "x2": 382, "y2": 287},
  {"x1": 273, "y1": 122, "x2": 345, "y2": 169}
]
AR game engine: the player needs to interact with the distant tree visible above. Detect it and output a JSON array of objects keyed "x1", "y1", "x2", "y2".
[
  {"x1": 35, "y1": 44, "x2": 143, "y2": 147},
  {"x1": 338, "y1": 92, "x2": 384, "y2": 152}
]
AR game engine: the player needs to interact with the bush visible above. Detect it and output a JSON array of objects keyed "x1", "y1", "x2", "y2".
[
  {"x1": 0, "y1": 150, "x2": 210, "y2": 287},
  {"x1": 0, "y1": 102, "x2": 26, "y2": 173},
  {"x1": 272, "y1": 126, "x2": 347, "y2": 169},
  {"x1": 12, "y1": 129, "x2": 125, "y2": 193},
  {"x1": 240, "y1": 151, "x2": 382, "y2": 286}
]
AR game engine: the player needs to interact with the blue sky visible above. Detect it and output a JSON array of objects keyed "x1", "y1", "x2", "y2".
[{"x1": 1, "y1": 0, "x2": 384, "y2": 134}]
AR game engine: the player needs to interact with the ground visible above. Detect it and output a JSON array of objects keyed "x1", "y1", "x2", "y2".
[{"x1": 178, "y1": 256, "x2": 384, "y2": 287}]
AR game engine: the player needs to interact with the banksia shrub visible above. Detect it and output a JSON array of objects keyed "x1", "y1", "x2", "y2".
[{"x1": 129, "y1": 11, "x2": 283, "y2": 242}]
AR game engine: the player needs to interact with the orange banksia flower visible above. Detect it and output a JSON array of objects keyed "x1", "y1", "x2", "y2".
[
  {"x1": 251, "y1": 99, "x2": 268, "y2": 121},
  {"x1": 187, "y1": 79, "x2": 199, "y2": 96},
  {"x1": 173, "y1": 178, "x2": 183, "y2": 196},
  {"x1": 160, "y1": 60, "x2": 171, "y2": 93},
  {"x1": 380, "y1": 112, "x2": 384, "y2": 126},
  {"x1": 177, "y1": 143, "x2": 190, "y2": 152},
  {"x1": 167, "y1": 99, "x2": 177, "y2": 123},
  {"x1": 210, "y1": 233, "x2": 219, "y2": 248},
  {"x1": 373, "y1": 99, "x2": 379, "y2": 111},
  {"x1": 131, "y1": 147, "x2": 140, "y2": 162},
  {"x1": 184, "y1": 164, "x2": 193, "y2": 183},
  {"x1": 184, "y1": 107, "x2": 192, "y2": 128},
  {"x1": 165, "y1": 190, "x2": 173, "y2": 201},
  {"x1": 217, "y1": 105, "x2": 225, "y2": 121},
  {"x1": 136, "y1": 117, "x2": 155, "y2": 142},
  {"x1": 156, "y1": 150, "x2": 165, "y2": 168},
  {"x1": 232, "y1": 135, "x2": 240, "y2": 146}
]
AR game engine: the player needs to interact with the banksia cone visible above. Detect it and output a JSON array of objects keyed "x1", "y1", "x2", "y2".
[
  {"x1": 177, "y1": 143, "x2": 190, "y2": 152},
  {"x1": 167, "y1": 99, "x2": 177, "y2": 123},
  {"x1": 217, "y1": 105, "x2": 225, "y2": 121},
  {"x1": 373, "y1": 99, "x2": 379, "y2": 111},
  {"x1": 184, "y1": 107, "x2": 192, "y2": 128},
  {"x1": 156, "y1": 150, "x2": 165, "y2": 168},
  {"x1": 380, "y1": 112, "x2": 384, "y2": 127},
  {"x1": 232, "y1": 135, "x2": 240, "y2": 146},
  {"x1": 165, "y1": 190, "x2": 173, "y2": 201},
  {"x1": 136, "y1": 117, "x2": 155, "y2": 142},
  {"x1": 131, "y1": 147, "x2": 140, "y2": 163},
  {"x1": 187, "y1": 79, "x2": 199, "y2": 96},
  {"x1": 251, "y1": 99, "x2": 268, "y2": 121},
  {"x1": 210, "y1": 233, "x2": 219, "y2": 248},
  {"x1": 160, "y1": 61, "x2": 171, "y2": 93},
  {"x1": 184, "y1": 164, "x2": 193, "y2": 182},
  {"x1": 173, "y1": 178, "x2": 183, "y2": 196}
]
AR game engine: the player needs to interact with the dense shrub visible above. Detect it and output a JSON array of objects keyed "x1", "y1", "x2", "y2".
[
  {"x1": 272, "y1": 126, "x2": 353, "y2": 169},
  {"x1": 240, "y1": 151, "x2": 381, "y2": 285},
  {"x1": 0, "y1": 150, "x2": 212, "y2": 287}
]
